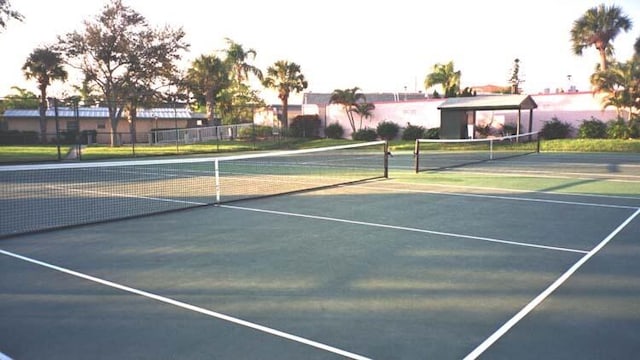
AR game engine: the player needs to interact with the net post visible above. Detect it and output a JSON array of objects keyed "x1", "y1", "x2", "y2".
[
  {"x1": 489, "y1": 139, "x2": 494, "y2": 160},
  {"x1": 214, "y1": 159, "x2": 221, "y2": 204},
  {"x1": 414, "y1": 139, "x2": 420, "y2": 173},
  {"x1": 383, "y1": 141, "x2": 389, "y2": 178},
  {"x1": 536, "y1": 133, "x2": 541, "y2": 153}
]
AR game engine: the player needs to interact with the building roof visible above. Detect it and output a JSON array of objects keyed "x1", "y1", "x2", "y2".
[
  {"x1": 303, "y1": 92, "x2": 427, "y2": 105},
  {"x1": 437, "y1": 94, "x2": 538, "y2": 111},
  {"x1": 2, "y1": 107, "x2": 206, "y2": 119}
]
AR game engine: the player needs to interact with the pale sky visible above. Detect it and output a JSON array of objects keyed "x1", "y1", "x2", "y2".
[{"x1": 1, "y1": 0, "x2": 639, "y2": 104}]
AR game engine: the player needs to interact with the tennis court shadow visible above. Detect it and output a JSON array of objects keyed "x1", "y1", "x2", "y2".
[
  {"x1": 2, "y1": 181, "x2": 638, "y2": 360},
  {"x1": 535, "y1": 178, "x2": 601, "y2": 193},
  {"x1": 607, "y1": 162, "x2": 620, "y2": 173}
]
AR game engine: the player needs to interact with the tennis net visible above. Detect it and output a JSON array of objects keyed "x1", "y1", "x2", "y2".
[
  {"x1": 414, "y1": 132, "x2": 540, "y2": 172},
  {"x1": 0, "y1": 140, "x2": 388, "y2": 238}
]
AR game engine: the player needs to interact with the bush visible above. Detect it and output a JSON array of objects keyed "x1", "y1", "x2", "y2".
[
  {"x1": 0, "y1": 130, "x2": 39, "y2": 145},
  {"x1": 289, "y1": 115, "x2": 321, "y2": 138},
  {"x1": 540, "y1": 117, "x2": 573, "y2": 139},
  {"x1": 424, "y1": 127, "x2": 440, "y2": 139},
  {"x1": 376, "y1": 121, "x2": 400, "y2": 140},
  {"x1": 401, "y1": 124, "x2": 425, "y2": 140},
  {"x1": 475, "y1": 124, "x2": 493, "y2": 138},
  {"x1": 578, "y1": 117, "x2": 607, "y2": 139},
  {"x1": 502, "y1": 124, "x2": 517, "y2": 136},
  {"x1": 324, "y1": 123, "x2": 344, "y2": 139},
  {"x1": 607, "y1": 117, "x2": 639, "y2": 139},
  {"x1": 352, "y1": 128, "x2": 378, "y2": 141},
  {"x1": 238, "y1": 125, "x2": 273, "y2": 140}
]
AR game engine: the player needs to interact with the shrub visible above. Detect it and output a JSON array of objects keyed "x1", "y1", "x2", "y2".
[
  {"x1": 607, "y1": 117, "x2": 639, "y2": 139},
  {"x1": 502, "y1": 124, "x2": 517, "y2": 136},
  {"x1": 376, "y1": 121, "x2": 400, "y2": 140},
  {"x1": 578, "y1": 117, "x2": 607, "y2": 139},
  {"x1": 540, "y1": 117, "x2": 573, "y2": 139},
  {"x1": 401, "y1": 124, "x2": 425, "y2": 140},
  {"x1": 238, "y1": 125, "x2": 273, "y2": 139},
  {"x1": 475, "y1": 123, "x2": 493, "y2": 138},
  {"x1": 0, "y1": 130, "x2": 39, "y2": 145},
  {"x1": 424, "y1": 127, "x2": 440, "y2": 139},
  {"x1": 324, "y1": 123, "x2": 344, "y2": 139},
  {"x1": 352, "y1": 128, "x2": 378, "y2": 141},
  {"x1": 289, "y1": 115, "x2": 321, "y2": 138}
]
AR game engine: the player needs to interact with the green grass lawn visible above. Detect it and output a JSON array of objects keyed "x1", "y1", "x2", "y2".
[{"x1": 1, "y1": 138, "x2": 639, "y2": 163}]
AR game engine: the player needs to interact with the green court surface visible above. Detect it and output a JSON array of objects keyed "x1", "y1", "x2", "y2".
[{"x1": 1, "y1": 151, "x2": 639, "y2": 359}]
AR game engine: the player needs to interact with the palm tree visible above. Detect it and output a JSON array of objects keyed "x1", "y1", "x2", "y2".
[
  {"x1": 22, "y1": 47, "x2": 68, "y2": 142},
  {"x1": 424, "y1": 61, "x2": 460, "y2": 98},
  {"x1": 590, "y1": 58, "x2": 640, "y2": 121},
  {"x1": 185, "y1": 54, "x2": 230, "y2": 126},
  {"x1": 223, "y1": 38, "x2": 263, "y2": 84},
  {"x1": 570, "y1": 4, "x2": 632, "y2": 71},
  {"x1": 262, "y1": 60, "x2": 308, "y2": 129},
  {"x1": 329, "y1": 87, "x2": 366, "y2": 133},
  {"x1": 353, "y1": 102, "x2": 375, "y2": 130}
]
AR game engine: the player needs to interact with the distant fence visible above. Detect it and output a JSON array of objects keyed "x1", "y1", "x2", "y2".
[{"x1": 150, "y1": 123, "x2": 255, "y2": 144}]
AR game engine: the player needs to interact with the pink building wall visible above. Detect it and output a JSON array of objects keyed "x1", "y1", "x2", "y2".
[{"x1": 315, "y1": 92, "x2": 620, "y2": 138}]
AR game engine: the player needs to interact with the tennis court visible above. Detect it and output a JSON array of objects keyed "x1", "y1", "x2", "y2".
[{"x1": 1, "y1": 141, "x2": 639, "y2": 359}]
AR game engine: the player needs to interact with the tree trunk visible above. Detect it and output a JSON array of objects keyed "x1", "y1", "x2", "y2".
[
  {"x1": 206, "y1": 90, "x2": 217, "y2": 126},
  {"x1": 39, "y1": 90, "x2": 48, "y2": 144},
  {"x1": 281, "y1": 97, "x2": 289, "y2": 129},
  {"x1": 599, "y1": 49, "x2": 608, "y2": 71}
]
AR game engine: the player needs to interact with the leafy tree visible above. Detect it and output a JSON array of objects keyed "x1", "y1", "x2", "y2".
[
  {"x1": 2, "y1": 87, "x2": 39, "y2": 110},
  {"x1": 570, "y1": 4, "x2": 632, "y2": 71},
  {"x1": 216, "y1": 82, "x2": 264, "y2": 125},
  {"x1": 22, "y1": 47, "x2": 68, "y2": 142},
  {"x1": 0, "y1": 0, "x2": 22, "y2": 31},
  {"x1": 635, "y1": 36, "x2": 640, "y2": 57},
  {"x1": 185, "y1": 54, "x2": 230, "y2": 125},
  {"x1": 262, "y1": 60, "x2": 308, "y2": 129},
  {"x1": 590, "y1": 58, "x2": 640, "y2": 121},
  {"x1": 353, "y1": 102, "x2": 375, "y2": 130},
  {"x1": 424, "y1": 61, "x2": 460, "y2": 98},
  {"x1": 57, "y1": 0, "x2": 188, "y2": 146},
  {"x1": 329, "y1": 87, "x2": 366, "y2": 133}
]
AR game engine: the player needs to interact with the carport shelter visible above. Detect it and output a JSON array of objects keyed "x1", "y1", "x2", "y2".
[{"x1": 437, "y1": 95, "x2": 538, "y2": 139}]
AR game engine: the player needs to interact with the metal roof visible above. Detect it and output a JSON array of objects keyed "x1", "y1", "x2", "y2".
[
  {"x1": 437, "y1": 94, "x2": 538, "y2": 111},
  {"x1": 303, "y1": 92, "x2": 427, "y2": 105},
  {"x1": 3, "y1": 107, "x2": 206, "y2": 119}
]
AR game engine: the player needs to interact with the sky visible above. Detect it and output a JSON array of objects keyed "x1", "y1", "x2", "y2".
[{"x1": 1, "y1": 0, "x2": 639, "y2": 104}]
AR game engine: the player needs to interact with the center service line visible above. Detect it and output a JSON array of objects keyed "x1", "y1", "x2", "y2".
[{"x1": 220, "y1": 204, "x2": 589, "y2": 254}]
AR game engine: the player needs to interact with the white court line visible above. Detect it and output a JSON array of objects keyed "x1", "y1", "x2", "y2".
[
  {"x1": 0, "y1": 249, "x2": 371, "y2": 360},
  {"x1": 220, "y1": 205, "x2": 588, "y2": 254},
  {"x1": 47, "y1": 186, "x2": 209, "y2": 206},
  {"x1": 398, "y1": 181, "x2": 640, "y2": 202},
  {"x1": 463, "y1": 207, "x2": 640, "y2": 359},
  {"x1": 351, "y1": 183, "x2": 639, "y2": 210}
]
